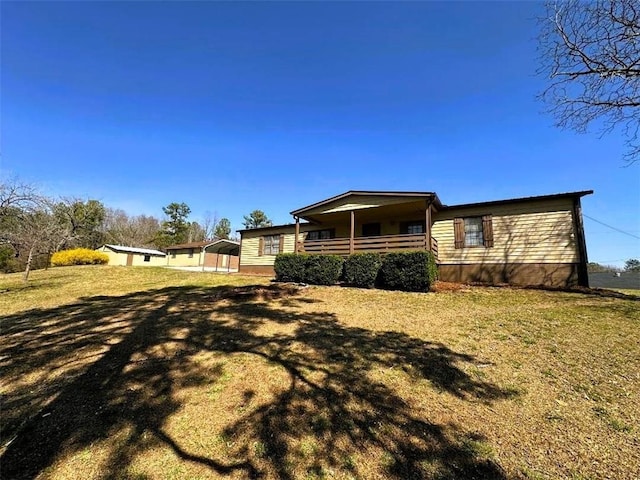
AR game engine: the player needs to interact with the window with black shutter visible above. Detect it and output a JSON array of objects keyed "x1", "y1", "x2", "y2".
[{"x1": 454, "y1": 215, "x2": 494, "y2": 248}]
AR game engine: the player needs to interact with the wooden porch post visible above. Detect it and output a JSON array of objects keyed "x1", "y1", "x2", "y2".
[
  {"x1": 349, "y1": 210, "x2": 355, "y2": 254},
  {"x1": 425, "y1": 200, "x2": 432, "y2": 251},
  {"x1": 294, "y1": 216, "x2": 300, "y2": 254}
]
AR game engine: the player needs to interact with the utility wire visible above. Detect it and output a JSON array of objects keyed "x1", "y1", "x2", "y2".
[
  {"x1": 583, "y1": 214, "x2": 640, "y2": 240},
  {"x1": 590, "y1": 259, "x2": 630, "y2": 263}
]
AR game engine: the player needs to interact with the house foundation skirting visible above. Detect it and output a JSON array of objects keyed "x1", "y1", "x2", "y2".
[
  {"x1": 437, "y1": 263, "x2": 582, "y2": 287},
  {"x1": 240, "y1": 263, "x2": 584, "y2": 287},
  {"x1": 238, "y1": 265, "x2": 276, "y2": 276}
]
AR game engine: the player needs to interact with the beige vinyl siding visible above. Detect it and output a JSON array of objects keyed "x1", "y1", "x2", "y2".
[
  {"x1": 167, "y1": 249, "x2": 202, "y2": 267},
  {"x1": 97, "y1": 246, "x2": 166, "y2": 266},
  {"x1": 432, "y1": 199, "x2": 578, "y2": 264},
  {"x1": 241, "y1": 224, "x2": 336, "y2": 266},
  {"x1": 303, "y1": 195, "x2": 428, "y2": 216},
  {"x1": 240, "y1": 226, "x2": 297, "y2": 266},
  {"x1": 129, "y1": 254, "x2": 166, "y2": 267},
  {"x1": 99, "y1": 247, "x2": 128, "y2": 266}
]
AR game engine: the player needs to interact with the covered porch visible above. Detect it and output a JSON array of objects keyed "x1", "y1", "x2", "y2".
[
  {"x1": 290, "y1": 191, "x2": 442, "y2": 261},
  {"x1": 301, "y1": 233, "x2": 438, "y2": 259}
]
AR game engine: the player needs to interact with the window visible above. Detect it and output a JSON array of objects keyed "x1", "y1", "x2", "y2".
[
  {"x1": 362, "y1": 223, "x2": 381, "y2": 237},
  {"x1": 188, "y1": 249, "x2": 194, "y2": 258},
  {"x1": 171, "y1": 252, "x2": 176, "y2": 258},
  {"x1": 400, "y1": 221, "x2": 425, "y2": 235},
  {"x1": 143, "y1": 255, "x2": 151, "y2": 262},
  {"x1": 464, "y1": 217, "x2": 484, "y2": 246},
  {"x1": 454, "y1": 215, "x2": 494, "y2": 248},
  {"x1": 263, "y1": 235, "x2": 281, "y2": 255},
  {"x1": 306, "y1": 229, "x2": 333, "y2": 241}
]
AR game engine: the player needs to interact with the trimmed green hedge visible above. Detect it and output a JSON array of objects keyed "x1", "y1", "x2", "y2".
[
  {"x1": 379, "y1": 251, "x2": 438, "y2": 292},
  {"x1": 274, "y1": 253, "x2": 306, "y2": 282},
  {"x1": 275, "y1": 251, "x2": 437, "y2": 292},
  {"x1": 274, "y1": 253, "x2": 343, "y2": 285},
  {"x1": 343, "y1": 252, "x2": 383, "y2": 288},
  {"x1": 304, "y1": 255, "x2": 344, "y2": 285}
]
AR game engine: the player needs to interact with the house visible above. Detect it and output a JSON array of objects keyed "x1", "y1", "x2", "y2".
[
  {"x1": 237, "y1": 190, "x2": 593, "y2": 287},
  {"x1": 96, "y1": 244, "x2": 167, "y2": 267},
  {"x1": 165, "y1": 239, "x2": 240, "y2": 271}
]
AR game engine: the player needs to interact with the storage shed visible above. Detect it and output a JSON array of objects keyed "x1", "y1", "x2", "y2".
[{"x1": 96, "y1": 244, "x2": 167, "y2": 267}]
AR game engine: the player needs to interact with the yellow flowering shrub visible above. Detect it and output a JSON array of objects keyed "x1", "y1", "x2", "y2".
[{"x1": 51, "y1": 248, "x2": 109, "y2": 266}]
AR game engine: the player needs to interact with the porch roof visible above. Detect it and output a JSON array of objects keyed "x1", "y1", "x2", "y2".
[{"x1": 290, "y1": 191, "x2": 443, "y2": 221}]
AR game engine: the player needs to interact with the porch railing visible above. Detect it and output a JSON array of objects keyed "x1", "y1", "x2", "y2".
[
  {"x1": 431, "y1": 236, "x2": 438, "y2": 261},
  {"x1": 300, "y1": 233, "x2": 439, "y2": 261}
]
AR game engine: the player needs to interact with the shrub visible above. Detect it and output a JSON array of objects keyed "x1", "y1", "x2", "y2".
[
  {"x1": 304, "y1": 254, "x2": 343, "y2": 286},
  {"x1": 343, "y1": 253, "x2": 383, "y2": 288},
  {"x1": 379, "y1": 251, "x2": 437, "y2": 292},
  {"x1": 51, "y1": 248, "x2": 109, "y2": 266},
  {"x1": 274, "y1": 253, "x2": 306, "y2": 282},
  {"x1": 274, "y1": 253, "x2": 343, "y2": 286}
]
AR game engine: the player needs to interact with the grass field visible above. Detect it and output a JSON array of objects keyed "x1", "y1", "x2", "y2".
[{"x1": 1, "y1": 266, "x2": 638, "y2": 480}]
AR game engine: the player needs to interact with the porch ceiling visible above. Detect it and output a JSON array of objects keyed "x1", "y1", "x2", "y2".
[
  {"x1": 304, "y1": 200, "x2": 429, "y2": 225},
  {"x1": 291, "y1": 191, "x2": 441, "y2": 221}
]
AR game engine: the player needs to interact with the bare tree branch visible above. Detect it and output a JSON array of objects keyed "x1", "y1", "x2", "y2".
[{"x1": 538, "y1": 0, "x2": 640, "y2": 163}]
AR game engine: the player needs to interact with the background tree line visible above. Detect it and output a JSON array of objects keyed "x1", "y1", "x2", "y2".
[
  {"x1": 0, "y1": 178, "x2": 242, "y2": 276},
  {"x1": 587, "y1": 259, "x2": 640, "y2": 273}
]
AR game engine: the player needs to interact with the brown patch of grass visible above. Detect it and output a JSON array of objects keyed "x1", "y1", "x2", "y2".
[
  {"x1": 1, "y1": 267, "x2": 639, "y2": 479},
  {"x1": 431, "y1": 280, "x2": 468, "y2": 292}
]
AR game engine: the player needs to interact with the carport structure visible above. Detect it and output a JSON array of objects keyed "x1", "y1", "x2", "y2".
[
  {"x1": 203, "y1": 239, "x2": 240, "y2": 272},
  {"x1": 165, "y1": 239, "x2": 240, "y2": 272}
]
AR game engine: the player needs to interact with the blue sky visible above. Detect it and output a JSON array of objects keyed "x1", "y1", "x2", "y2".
[{"x1": 2, "y1": 1, "x2": 638, "y2": 266}]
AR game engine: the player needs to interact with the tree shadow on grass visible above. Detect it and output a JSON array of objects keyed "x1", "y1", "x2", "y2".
[{"x1": 1, "y1": 284, "x2": 516, "y2": 479}]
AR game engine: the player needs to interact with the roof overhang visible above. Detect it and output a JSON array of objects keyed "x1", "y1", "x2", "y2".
[
  {"x1": 102, "y1": 244, "x2": 166, "y2": 256},
  {"x1": 203, "y1": 239, "x2": 240, "y2": 255},
  {"x1": 236, "y1": 222, "x2": 301, "y2": 234},
  {"x1": 290, "y1": 190, "x2": 443, "y2": 222},
  {"x1": 166, "y1": 240, "x2": 219, "y2": 251},
  {"x1": 441, "y1": 190, "x2": 594, "y2": 211}
]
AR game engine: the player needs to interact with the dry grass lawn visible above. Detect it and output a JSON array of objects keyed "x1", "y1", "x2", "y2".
[{"x1": 1, "y1": 266, "x2": 638, "y2": 480}]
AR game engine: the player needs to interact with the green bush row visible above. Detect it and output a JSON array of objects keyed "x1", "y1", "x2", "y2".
[
  {"x1": 343, "y1": 253, "x2": 383, "y2": 288},
  {"x1": 51, "y1": 248, "x2": 109, "y2": 266},
  {"x1": 379, "y1": 251, "x2": 438, "y2": 292},
  {"x1": 274, "y1": 251, "x2": 437, "y2": 292},
  {"x1": 274, "y1": 253, "x2": 343, "y2": 285}
]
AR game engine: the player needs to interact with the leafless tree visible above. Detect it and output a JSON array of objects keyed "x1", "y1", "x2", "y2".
[
  {"x1": 16, "y1": 205, "x2": 64, "y2": 281},
  {"x1": 0, "y1": 177, "x2": 40, "y2": 213},
  {"x1": 538, "y1": 0, "x2": 640, "y2": 162},
  {"x1": 0, "y1": 180, "x2": 64, "y2": 281},
  {"x1": 102, "y1": 209, "x2": 161, "y2": 248},
  {"x1": 200, "y1": 211, "x2": 219, "y2": 240}
]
